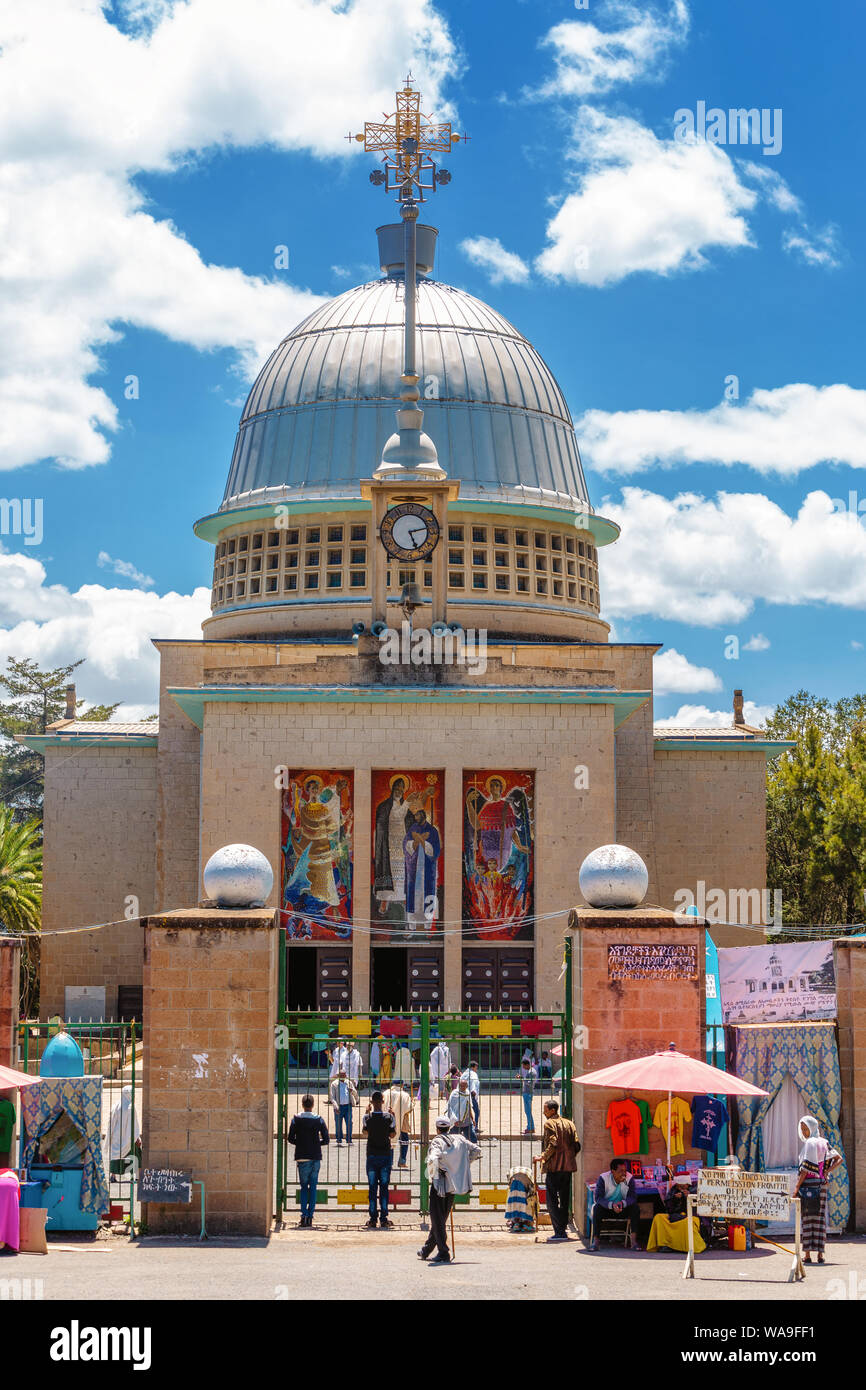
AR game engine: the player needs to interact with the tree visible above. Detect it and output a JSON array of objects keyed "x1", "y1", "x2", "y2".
[
  {"x1": 765, "y1": 689, "x2": 866, "y2": 930},
  {"x1": 0, "y1": 657, "x2": 118, "y2": 821},
  {"x1": 0, "y1": 808, "x2": 43, "y2": 1016}
]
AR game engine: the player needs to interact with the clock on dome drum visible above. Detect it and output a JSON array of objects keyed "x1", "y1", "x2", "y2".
[{"x1": 379, "y1": 502, "x2": 440, "y2": 562}]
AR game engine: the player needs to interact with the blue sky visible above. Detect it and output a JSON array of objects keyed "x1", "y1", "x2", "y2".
[{"x1": 1, "y1": 0, "x2": 864, "y2": 719}]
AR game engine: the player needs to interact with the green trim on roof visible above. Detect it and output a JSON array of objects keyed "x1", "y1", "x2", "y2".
[
  {"x1": 193, "y1": 500, "x2": 620, "y2": 547},
  {"x1": 20, "y1": 734, "x2": 158, "y2": 751},
  {"x1": 168, "y1": 684, "x2": 649, "y2": 731},
  {"x1": 654, "y1": 737, "x2": 795, "y2": 758}
]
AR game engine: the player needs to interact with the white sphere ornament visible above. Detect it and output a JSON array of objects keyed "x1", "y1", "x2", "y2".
[
  {"x1": 579, "y1": 844, "x2": 649, "y2": 909},
  {"x1": 203, "y1": 844, "x2": 274, "y2": 909}
]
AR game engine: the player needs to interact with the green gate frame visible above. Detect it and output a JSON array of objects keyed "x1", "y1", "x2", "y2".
[{"x1": 275, "y1": 935, "x2": 574, "y2": 1222}]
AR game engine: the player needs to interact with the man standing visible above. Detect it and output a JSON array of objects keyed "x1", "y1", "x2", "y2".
[
  {"x1": 516, "y1": 1057, "x2": 538, "y2": 1134},
  {"x1": 446, "y1": 1079, "x2": 475, "y2": 1141},
  {"x1": 329, "y1": 1040, "x2": 361, "y2": 1088},
  {"x1": 460, "y1": 1060, "x2": 481, "y2": 1135},
  {"x1": 419, "y1": 1118, "x2": 481, "y2": 1265},
  {"x1": 329, "y1": 1068, "x2": 359, "y2": 1145},
  {"x1": 363, "y1": 1090, "x2": 397, "y2": 1229},
  {"x1": 382, "y1": 1082, "x2": 414, "y2": 1168},
  {"x1": 429, "y1": 1038, "x2": 451, "y2": 1099},
  {"x1": 533, "y1": 1100, "x2": 580, "y2": 1241},
  {"x1": 287, "y1": 1094, "x2": 329, "y2": 1228}
]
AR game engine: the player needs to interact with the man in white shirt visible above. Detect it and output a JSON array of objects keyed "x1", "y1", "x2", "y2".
[
  {"x1": 460, "y1": 1060, "x2": 481, "y2": 1135},
  {"x1": 382, "y1": 1082, "x2": 415, "y2": 1167},
  {"x1": 429, "y1": 1039, "x2": 451, "y2": 1099},
  {"x1": 419, "y1": 1118, "x2": 481, "y2": 1265},
  {"x1": 329, "y1": 1041, "x2": 361, "y2": 1087}
]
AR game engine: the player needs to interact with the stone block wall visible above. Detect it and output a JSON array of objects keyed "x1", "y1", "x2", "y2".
[
  {"x1": 40, "y1": 744, "x2": 157, "y2": 1017},
  {"x1": 142, "y1": 909, "x2": 278, "y2": 1237},
  {"x1": 834, "y1": 940, "x2": 866, "y2": 1231}
]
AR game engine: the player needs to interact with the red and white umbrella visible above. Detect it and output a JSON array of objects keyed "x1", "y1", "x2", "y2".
[
  {"x1": 0, "y1": 1061, "x2": 40, "y2": 1088},
  {"x1": 573, "y1": 1042, "x2": 767, "y2": 1165}
]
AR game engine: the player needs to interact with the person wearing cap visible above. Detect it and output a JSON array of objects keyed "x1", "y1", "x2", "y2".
[
  {"x1": 446, "y1": 1078, "x2": 475, "y2": 1141},
  {"x1": 418, "y1": 1117, "x2": 481, "y2": 1265}
]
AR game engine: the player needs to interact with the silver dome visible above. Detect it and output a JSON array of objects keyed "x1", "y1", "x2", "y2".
[{"x1": 221, "y1": 254, "x2": 591, "y2": 514}]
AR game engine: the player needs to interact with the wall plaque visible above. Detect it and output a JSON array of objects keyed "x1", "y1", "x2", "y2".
[{"x1": 607, "y1": 943, "x2": 699, "y2": 981}]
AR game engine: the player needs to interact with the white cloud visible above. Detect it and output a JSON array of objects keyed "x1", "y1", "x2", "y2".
[
  {"x1": 653, "y1": 648, "x2": 722, "y2": 696},
  {"x1": 655, "y1": 700, "x2": 775, "y2": 730},
  {"x1": 0, "y1": 0, "x2": 458, "y2": 469},
  {"x1": 578, "y1": 383, "x2": 866, "y2": 476},
  {"x1": 851, "y1": 640, "x2": 864, "y2": 651},
  {"x1": 535, "y1": 111, "x2": 756, "y2": 287},
  {"x1": 533, "y1": 0, "x2": 689, "y2": 99},
  {"x1": 97, "y1": 550, "x2": 154, "y2": 588},
  {"x1": 743, "y1": 633, "x2": 770, "y2": 652},
  {"x1": 783, "y1": 224, "x2": 841, "y2": 267},
  {"x1": 0, "y1": 550, "x2": 208, "y2": 704},
  {"x1": 598, "y1": 487, "x2": 866, "y2": 625},
  {"x1": 459, "y1": 236, "x2": 530, "y2": 285}
]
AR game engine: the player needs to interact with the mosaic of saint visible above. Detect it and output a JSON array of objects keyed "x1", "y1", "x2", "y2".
[
  {"x1": 462, "y1": 771, "x2": 534, "y2": 940},
  {"x1": 281, "y1": 770, "x2": 353, "y2": 939}
]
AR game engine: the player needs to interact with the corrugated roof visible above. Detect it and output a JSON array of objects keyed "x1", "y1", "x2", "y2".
[{"x1": 48, "y1": 720, "x2": 158, "y2": 736}]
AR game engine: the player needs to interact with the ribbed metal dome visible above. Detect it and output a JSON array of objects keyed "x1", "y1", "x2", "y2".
[{"x1": 221, "y1": 266, "x2": 590, "y2": 513}]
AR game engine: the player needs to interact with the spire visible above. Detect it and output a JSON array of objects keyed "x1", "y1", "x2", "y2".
[{"x1": 347, "y1": 75, "x2": 468, "y2": 478}]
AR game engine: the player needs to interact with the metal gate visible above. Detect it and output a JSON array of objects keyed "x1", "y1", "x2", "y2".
[{"x1": 275, "y1": 937, "x2": 574, "y2": 1220}]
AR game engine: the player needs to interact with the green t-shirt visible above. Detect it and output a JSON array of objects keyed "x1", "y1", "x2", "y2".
[
  {"x1": 0, "y1": 1097, "x2": 15, "y2": 1151},
  {"x1": 635, "y1": 1098, "x2": 652, "y2": 1155}
]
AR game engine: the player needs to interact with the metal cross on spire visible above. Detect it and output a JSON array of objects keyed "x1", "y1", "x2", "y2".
[{"x1": 347, "y1": 74, "x2": 467, "y2": 203}]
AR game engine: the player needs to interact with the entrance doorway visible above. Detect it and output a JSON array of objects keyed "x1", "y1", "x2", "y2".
[
  {"x1": 372, "y1": 948, "x2": 408, "y2": 1012},
  {"x1": 371, "y1": 947, "x2": 444, "y2": 1011},
  {"x1": 286, "y1": 946, "x2": 352, "y2": 1010}
]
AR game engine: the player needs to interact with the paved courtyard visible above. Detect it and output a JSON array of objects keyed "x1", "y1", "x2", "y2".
[{"x1": 5, "y1": 1230, "x2": 866, "y2": 1302}]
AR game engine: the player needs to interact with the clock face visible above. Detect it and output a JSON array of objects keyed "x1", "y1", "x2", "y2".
[{"x1": 380, "y1": 502, "x2": 440, "y2": 561}]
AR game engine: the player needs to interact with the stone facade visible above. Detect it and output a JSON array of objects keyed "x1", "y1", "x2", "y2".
[{"x1": 40, "y1": 742, "x2": 157, "y2": 1018}]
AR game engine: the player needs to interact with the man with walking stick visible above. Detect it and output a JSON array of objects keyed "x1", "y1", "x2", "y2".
[{"x1": 418, "y1": 1117, "x2": 481, "y2": 1265}]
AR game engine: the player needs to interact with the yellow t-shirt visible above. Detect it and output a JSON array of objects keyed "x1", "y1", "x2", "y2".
[{"x1": 652, "y1": 1097, "x2": 692, "y2": 1156}]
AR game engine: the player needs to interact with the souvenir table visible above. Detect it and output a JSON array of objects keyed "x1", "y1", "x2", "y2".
[{"x1": 585, "y1": 1163, "x2": 703, "y2": 1240}]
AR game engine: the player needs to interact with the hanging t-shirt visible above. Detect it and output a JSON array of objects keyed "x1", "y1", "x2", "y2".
[
  {"x1": 0, "y1": 1097, "x2": 14, "y2": 1151},
  {"x1": 635, "y1": 1098, "x2": 652, "y2": 1154},
  {"x1": 606, "y1": 1098, "x2": 642, "y2": 1156},
  {"x1": 690, "y1": 1096, "x2": 729, "y2": 1153},
  {"x1": 652, "y1": 1097, "x2": 692, "y2": 1156}
]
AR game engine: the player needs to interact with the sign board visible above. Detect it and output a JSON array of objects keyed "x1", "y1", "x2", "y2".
[
  {"x1": 607, "y1": 943, "x2": 699, "y2": 982},
  {"x1": 696, "y1": 1167, "x2": 793, "y2": 1221},
  {"x1": 138, "y1": 1168, "x2": 193, "y2": 1204},
  {"x1": 718, "y1": 941, "x2": 835, "y2": 1024}
]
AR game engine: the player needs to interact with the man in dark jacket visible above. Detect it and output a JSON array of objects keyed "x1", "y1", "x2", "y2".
[
  {"x1": 533, "y1": 1099, "x2": 580, "y2": 1240},
  {"x1": 288, "y1": 1095, "x2": 329, "y2": 1228}
]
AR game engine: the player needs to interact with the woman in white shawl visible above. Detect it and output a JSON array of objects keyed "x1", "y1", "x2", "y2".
[
  {"x1": 791, "y1": 1115, "x2": 842, "y2": 1264},
  {"x1": 108, "y1": 1086, "x2": 141, "y2": 1176}
]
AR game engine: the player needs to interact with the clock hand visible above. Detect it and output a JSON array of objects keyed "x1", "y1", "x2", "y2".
[{"x1": 407, "y1": 525, "x2": 427, "y2": 546}]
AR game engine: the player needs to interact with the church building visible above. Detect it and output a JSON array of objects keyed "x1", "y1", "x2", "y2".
[{"x1": 24, "y1": 81, "x2": 786, "y2": 1024}]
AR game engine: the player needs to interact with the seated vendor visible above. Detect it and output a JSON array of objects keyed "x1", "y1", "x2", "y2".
[
  {"x1": 647, "y1": 1175, "x2": 706, "y2": 1254},
  {"x1": 590, "y1": 1159, "x2": 641, "y2": 1250}
]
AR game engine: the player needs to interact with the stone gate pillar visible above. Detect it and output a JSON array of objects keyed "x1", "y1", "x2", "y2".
[
  {"x1": 834, "y1": 938, "x2": 866, "y2": 1231},
  {"x1": 0, "y1": 937, "x2": 21, "y2": 1067},
  {"x1": 567, "y1": 906, "x2": 707, "y2": 1232},
  {"x1": 142, "y1": 908, "x2": 279, "y2": 1237}
]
